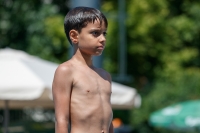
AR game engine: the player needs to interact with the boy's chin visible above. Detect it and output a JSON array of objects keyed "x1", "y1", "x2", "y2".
[{"x1": 94, "y1": 52, "x2": 103, "y2": 56}]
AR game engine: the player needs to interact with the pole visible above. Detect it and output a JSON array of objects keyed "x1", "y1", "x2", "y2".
[
  {"x1": 118, "y1": 0, "x2": 127, "y2": 78},
  {"x1": 4, "y1": 100, "x2": 9, "y2": 133},
  {"x1": 112, "y1": 0, "x2": 132, "y2": 83}
]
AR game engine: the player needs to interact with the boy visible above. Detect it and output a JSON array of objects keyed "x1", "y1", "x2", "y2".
[{"x1": 52, "y1": 7, "x2": 113, "y2": 133}]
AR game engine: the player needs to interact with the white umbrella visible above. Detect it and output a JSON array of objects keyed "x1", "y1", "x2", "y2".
[
  {"x1": 111, "y1": 82, "x2": 141, "y2": 109},
  {"x1": 0, "y1": 48, "x2": 57, "y2": 133},
  {"x1": 0, "y1": 48, "x2": 141, "y2": 131},
  {"x1": 0, "y1": 48, "x2": 141, "y2": 109},
  {"x1": 0, "y1": 48, "x2": 56, "y2": 108}
]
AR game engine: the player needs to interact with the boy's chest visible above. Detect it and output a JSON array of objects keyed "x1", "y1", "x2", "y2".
[{"x1": 72, "y1": 69, "x2": 111, "y2": 96}]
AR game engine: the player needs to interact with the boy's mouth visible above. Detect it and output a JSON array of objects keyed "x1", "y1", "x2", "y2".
[{"x1": 96, "y1": 46, "x2": 104, "y2": 50}]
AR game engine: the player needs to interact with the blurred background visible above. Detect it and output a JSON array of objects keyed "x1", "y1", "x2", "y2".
[{"x1": 0, "y1": 0, "x2": 200, "y2": 133}]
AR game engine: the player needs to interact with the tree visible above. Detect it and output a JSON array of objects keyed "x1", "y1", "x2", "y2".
[
  {"x1": 0, "y1": 0, "x2": 70, "y2": 63},
  {"x1": 101, "y1": 0, "x2": 200, "y2": 132},
  {"x1": 125, "y1": 0, "x2": 200, "y2": 132}
]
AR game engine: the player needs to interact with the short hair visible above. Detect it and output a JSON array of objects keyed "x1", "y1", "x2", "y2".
[{"x1": 64, "y1": 6, "x2": 108, "y2": 45}]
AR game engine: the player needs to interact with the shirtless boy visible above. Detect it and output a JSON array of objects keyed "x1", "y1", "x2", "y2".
[{"x1": 52, "y1": 7, "x2": 113, "y2": 133}]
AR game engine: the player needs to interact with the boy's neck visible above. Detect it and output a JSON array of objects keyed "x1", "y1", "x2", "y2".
[{"x1": 72, "y1": 49, "x2": 93, "y2": 67}]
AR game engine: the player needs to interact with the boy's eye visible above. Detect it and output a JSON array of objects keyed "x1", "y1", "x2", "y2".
[
  {"x1": 91, "y1": 31, "x2": 100, "y2": 36},
  {"x1": 103, "y1": 32, "x2": 107, "y2": 36},
  {"x1": 91, "y1": 31, "x2": 107, "y2": 37}
]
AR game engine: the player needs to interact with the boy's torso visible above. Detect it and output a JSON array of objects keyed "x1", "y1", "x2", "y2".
[{"x1": 68, "y1": 62, "x2": 113, "y2": 133}]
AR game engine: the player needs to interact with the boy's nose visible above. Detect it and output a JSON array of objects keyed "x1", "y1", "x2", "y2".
[{"x1": 99, "y1": 34, "x2": 106, "y2": 42}]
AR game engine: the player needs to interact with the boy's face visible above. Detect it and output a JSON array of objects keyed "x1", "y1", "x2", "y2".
[{"x1": 76, "y1": 19, "x2": 107, "y2": 56}]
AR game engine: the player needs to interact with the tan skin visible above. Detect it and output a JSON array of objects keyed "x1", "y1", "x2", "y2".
[{"x1": 52, "y1": 20, "x2": 113, "y2": 133}]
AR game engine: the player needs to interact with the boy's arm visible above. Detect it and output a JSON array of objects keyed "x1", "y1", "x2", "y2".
[{"x1": 52, "y1": 64, "x2": 73, "y2": 133}]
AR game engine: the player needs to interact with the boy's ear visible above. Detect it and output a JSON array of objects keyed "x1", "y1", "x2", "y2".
[{"x1": 69, "y1": 30, "x2": 79, "y2": 44}]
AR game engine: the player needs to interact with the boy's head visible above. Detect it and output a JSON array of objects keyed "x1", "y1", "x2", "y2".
[{"x1": 64, "y1": 6, "x2": 108, "y2": 45}]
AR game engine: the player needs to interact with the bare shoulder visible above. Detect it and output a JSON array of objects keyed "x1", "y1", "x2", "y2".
[
  {"x1": 55, "y1": 61, "x2": 74, "y2": 74},
  {"x1": 52, "y1": 60, "x2": 74, "y2": 90}
]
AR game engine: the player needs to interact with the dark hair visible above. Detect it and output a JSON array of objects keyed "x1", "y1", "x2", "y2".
[{"x1": 64, "y1": 6, "x2": 108, "y2": 45}]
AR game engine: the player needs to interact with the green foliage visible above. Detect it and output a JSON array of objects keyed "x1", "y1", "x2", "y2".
[
  {"x1": 131, "y1": 69, "x2": 200, "y2": 132},
  {"x1": 0, "y1": 0, "x2": 70, "y2": 63},
  {"x1": 27, "y1": 13, "x2": 69, "y2": 63},
  {"x1": 102, "y1": 0, "x2": 200, "y2": 132},
  {"x1": 0, "y1": 0, "x2": 43, "y2": 49},
  {"x1": 123, "y1": 0, "x2": 200, "y2": 84}
]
